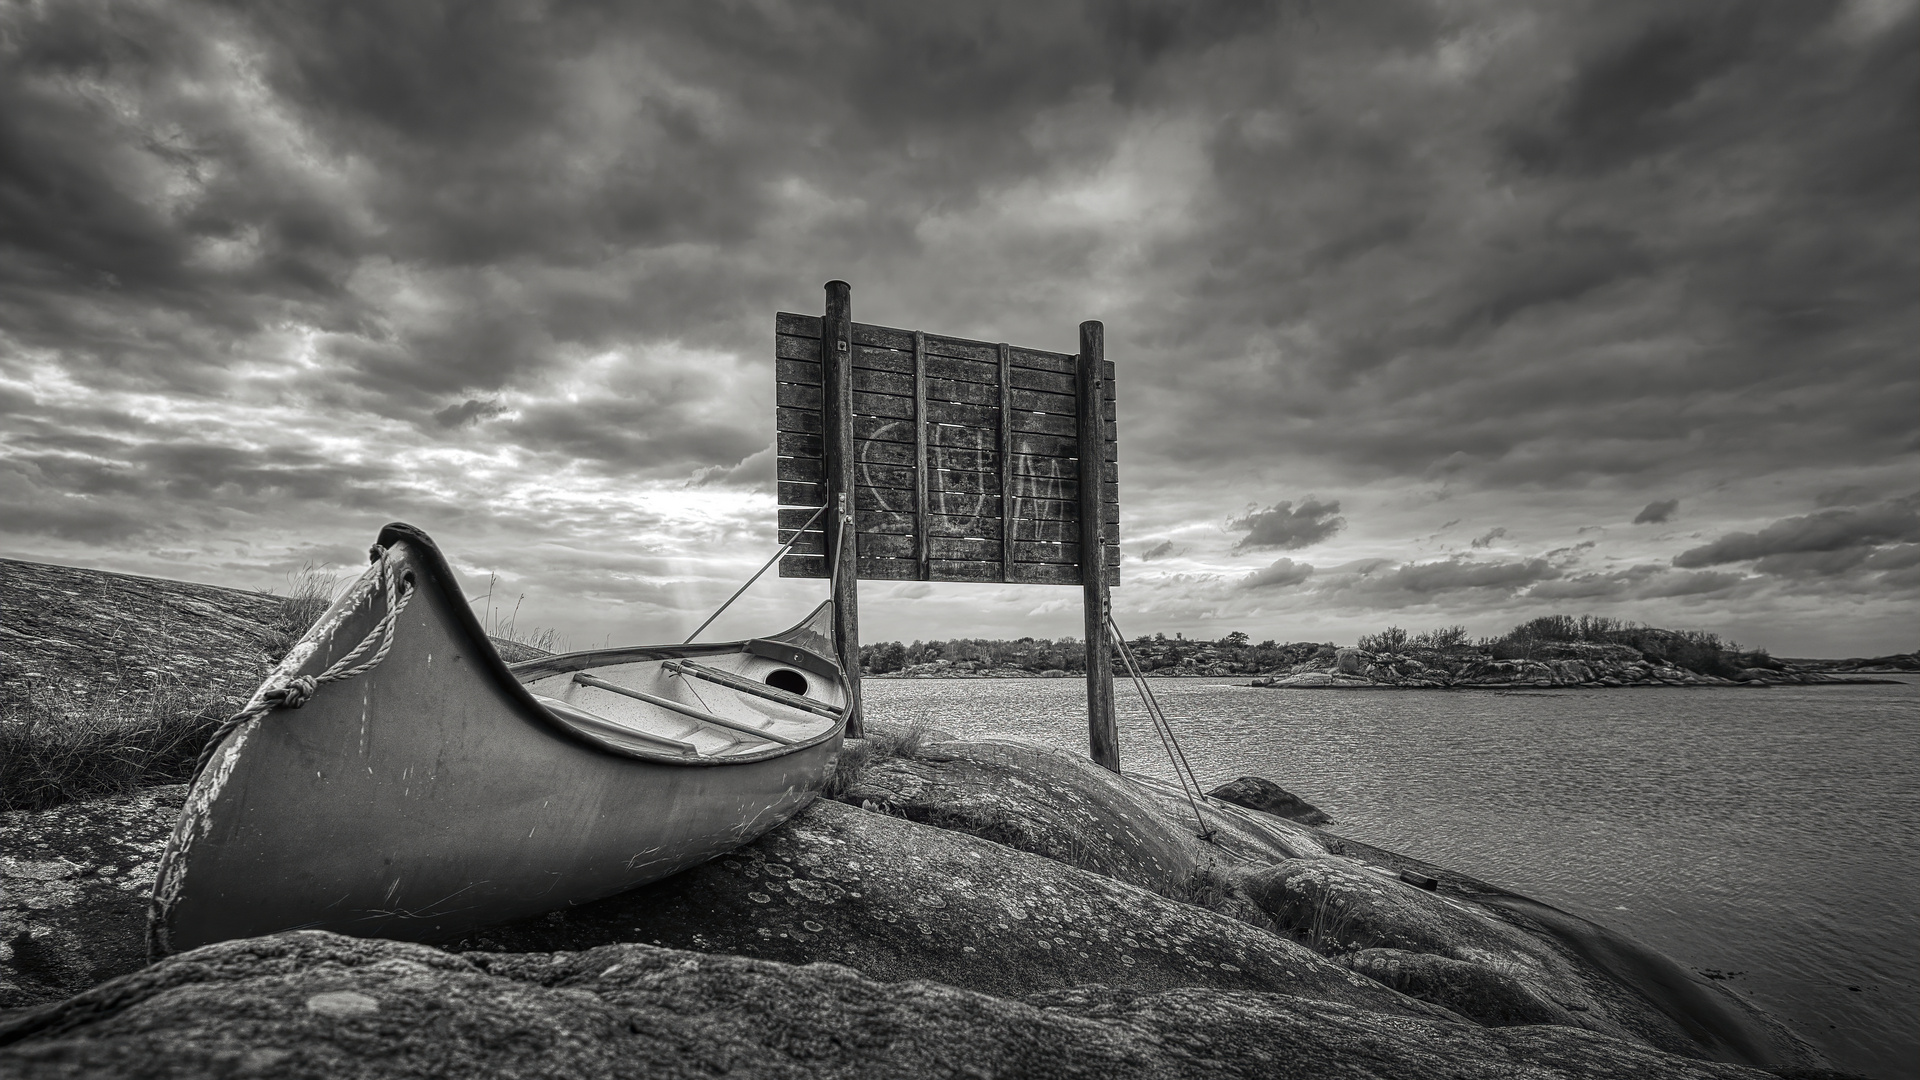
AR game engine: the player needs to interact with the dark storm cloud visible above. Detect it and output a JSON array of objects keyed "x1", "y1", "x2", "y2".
[
  {"x1": 1241, "y1": 556, "x2": 1313, "y2": 590},
  {"x1": 1145, "y1": 1, "x2": 1915, "y2": 496},
  {"x1": 1229, "y1": 498, "x2": 1344, "y2": 551},
  {"x1": 432, "y1": 398, "x2": 507, "y2": 428},
  {"x1": 1673, "y1": 499, "x2": 1920, "y2": 568},
  {"x1": 1634, "y1": 499, "x2": 1678, "y2": 524}
]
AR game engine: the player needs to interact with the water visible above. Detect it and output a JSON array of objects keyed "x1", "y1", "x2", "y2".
[{"x1": 863, "y1": 678, "x2": 1920, "y2": 1079}]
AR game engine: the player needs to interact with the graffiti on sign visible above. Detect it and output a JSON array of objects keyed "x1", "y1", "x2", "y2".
[{"x1": 774, "y1": 313, "x2": 1119, "y2": 585}]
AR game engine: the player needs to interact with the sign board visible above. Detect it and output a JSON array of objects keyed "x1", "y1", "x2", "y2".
[{"x1": 774, "y1": 313, "x2": 1119, "y2": 585}]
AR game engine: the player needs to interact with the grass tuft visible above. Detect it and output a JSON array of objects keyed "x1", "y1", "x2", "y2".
[
  {"x1": 261, "y1": 564, "x2": 342, "y2": 664},
  {"x1": 0, "y1": 667, "x2": 255, "y2": 812}
]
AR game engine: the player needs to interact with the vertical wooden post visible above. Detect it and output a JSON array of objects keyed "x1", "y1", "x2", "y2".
[
  {"x1": 1078, "y1": 321, "x2": 1117, "y2": 772},
  {"x1": 912, "y1": 330, "x2": 930, "y2": 582},
  {"x1": 822, "y1": 281, "x2": 863, "y2": 737},
  {"x1": 997, "y1": 342, "x2": 1014, "y2": 582}
]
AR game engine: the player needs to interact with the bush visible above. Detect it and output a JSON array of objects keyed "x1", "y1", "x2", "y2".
[{"x1": 1356, "y1": 626, "x2": 1408, "y2": 654}]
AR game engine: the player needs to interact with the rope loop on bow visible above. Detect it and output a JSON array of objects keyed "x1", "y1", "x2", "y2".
[{"x1": 190, "y1": 546, "x2": 416, "y2": 780}]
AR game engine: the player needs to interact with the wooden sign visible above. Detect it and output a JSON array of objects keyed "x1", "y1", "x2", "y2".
[{"x1": 773, "y1": 314, "x2": 1119, "y2": 585}]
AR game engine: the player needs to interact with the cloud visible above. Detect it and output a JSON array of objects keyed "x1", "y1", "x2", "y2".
[
  {"x1": 1351, "y1": 557, "x2": 1560, "y2": 597},
  {"x1": 1633, "y1": 499, "x2": 1678, "y2": 524},
  {"x1": 1242, "y1": 557, "x2": 1314, "y2": 590},
  {"x1": 433, "y1": 399, "x2": 508, "y2": 428},
  {"x1": 1470, "y1": 527, "x2": 1507, "y2": 548},
  {"x1": 1674, "y1": 499, "x2": 1920, "y2": 567},
  {"x1": 1229, "y1": 498, "x2": 1345, "y2": 551},
  {"x1": 1139, "y1": 539, "x2": 1177, "y2": 561},
  {"x1": 1530, "y1": 564, "x2": 1745, "y2": 601}
]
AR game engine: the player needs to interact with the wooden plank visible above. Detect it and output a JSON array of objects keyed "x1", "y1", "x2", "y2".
[
  {"x1": 852, "y1": 415, "x2": 921, "y2": 444},
  {"x1": 922, "y1": 376, "x2": 997, "y2": 408},
  {"x1": 913, "y1": 330, "x2": 930, "y2": 581},
  {"x1": 777, "y1": 407, "x2": 822, "y2": 435},
  {"x1": 778, "y1": 431, "x2": 823, "y2": 459},
  {"x1": 1009, "y1": 386, "x2": 1077, "y2": 415},
  {"x1": 1008, "y1": 410, "x2": 1076, "y2": 438},
  {"x1": 777, "y1": 381, "x2": 824, "y2": 410},
  {"x1": 851, "y1": 390, "x2": 914, "y2": 420},
  {"x1": 925, "y1": 354, "x2": 1000, "y2": 386},
  {"x1": 777, "y1": 357, "x2": 821, "y2": 384},
  {"x1": 779, "y1": 554, "x2": 918, "y2": 580},
  {"x1": 1012, "y1": 517, "x2": 1118, "y2": 544},
  {"x1": 923, "y1": 422, "x2": 996, "y2": 450},
  {"x1": 922, "y1": 332, "x2": 999, "y2": 363},
  {"x1": 1008, "y1": 345, "x2": 1076, "y2": 373},
  {"x1": 850, "y1": 322, "x2": 915, "y2": 352},
  {"x1": 776, "y1": 312, "x2": 820, "y2": 338},
  {"x1": 777, "y1": 457, "x2": 825, "y2": 483},
  {"x1": 853, "y1": 367, "x2": 913, "y2": 396},
  {"x1": 1009, "y1": 365, "x2": 1076, "y2": 395},
  {"x1": 781, "y1": 554, "x2": 1118, "y2": 586},
  {"x1": 851, "y1": 461, "x2": 919, "y2": 491},
  {"x1": 776, "y1": 335, "x2": 821, "y2": 363},
  {"x1": 852, "y1": 344, "x2": 914, "y2": 374},
  {"x1": 1012, "y1": 456, "x2": 1119, "y2": 483},
  {"x1": 925, "y1": 398, "x2": 1001, "y2": 429}
]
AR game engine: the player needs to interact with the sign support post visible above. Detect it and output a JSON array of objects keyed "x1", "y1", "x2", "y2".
[
  {"x1": 821, "y1": 280, "x2": 863, "y2": 738},
  {"x1": 1078, "y1": 321, "x2": 1118, "y2": 772}
]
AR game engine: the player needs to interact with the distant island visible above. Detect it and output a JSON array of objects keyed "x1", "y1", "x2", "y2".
[{"x1": 862, "y1": 615, "x2": 1916, "y2": 689}]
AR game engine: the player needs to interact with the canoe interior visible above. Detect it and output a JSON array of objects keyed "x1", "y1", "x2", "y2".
[{"x1": 149, "y1": 523, "x2": 848, "y2": 955}]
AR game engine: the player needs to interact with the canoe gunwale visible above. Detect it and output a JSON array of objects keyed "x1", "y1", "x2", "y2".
[{"x1": 379, "y1": 522, "x2": 848, "y2": 769}]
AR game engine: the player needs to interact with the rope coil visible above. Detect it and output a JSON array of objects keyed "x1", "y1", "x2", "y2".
[{"x1": 190, "y1": 546, "x2": 416, "y2": 781}]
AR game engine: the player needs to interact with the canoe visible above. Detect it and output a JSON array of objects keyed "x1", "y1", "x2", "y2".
[{"x1": 148, "y1": 522, "x2": 849, "y2": 955}]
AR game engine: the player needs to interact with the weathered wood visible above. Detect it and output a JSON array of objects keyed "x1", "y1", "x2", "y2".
[
  {"x1": 776, "y1": 406, "x2": 822, "y2": 435},
  {"x1": 997, "y1": 342, "x2": 1014, "y2": 581},
  {"x1": 1079, "y1": 320, "x2": 1117, "y2": 774},
  {"x1": 780, "y1": 554, "x2": 1118, "y2": 586},
  {"x1": 913, "y1": 330, "x2": 930, "y2": 582},
  {"x1": 775, "y1": 312, "x2": 820, "y2": 337},
  {"x1": 784, "y1": 509, "x2": 1112, "y2": 541},
  {"x1": 820, "y1": 283, "x2": 862, "y2": 738}
]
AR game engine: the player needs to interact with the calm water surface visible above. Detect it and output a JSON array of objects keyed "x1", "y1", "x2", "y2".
[{"x1": 863, "y1": 678, "x2": 1919, "y2": 1080}]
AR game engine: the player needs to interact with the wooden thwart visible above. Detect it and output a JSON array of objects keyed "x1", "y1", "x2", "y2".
[
  {"x1": 573, "y1": 673, "x2": 796, "y2": 746},
  {"x1": 662, "y1": 660, "x2": 843, "y2": 720}
]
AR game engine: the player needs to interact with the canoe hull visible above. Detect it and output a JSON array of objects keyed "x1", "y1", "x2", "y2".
[{"x1": 151, "y1": 527, "x2": 845, "y2": 954}]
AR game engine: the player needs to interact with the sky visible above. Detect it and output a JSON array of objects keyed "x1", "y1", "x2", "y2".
[{"x1": 1, "y1": 0, "x2": 1914, "y2": 657}]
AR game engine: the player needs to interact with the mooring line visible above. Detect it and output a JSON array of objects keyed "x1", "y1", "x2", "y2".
[{"x1": 1107, "y1": 612, "x2": 1217, "y2": 842}]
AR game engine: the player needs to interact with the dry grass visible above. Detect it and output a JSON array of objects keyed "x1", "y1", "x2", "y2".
[
  {"x1": 260, "y1": 564, "x2": 342, "y2": 664},
  {"x1": 823, "y1": 718, "x2": 934, "y2": 801},
  {"x1": 1, "y1": 566, "x2": 345, "y2": 813},
  {"x1": 0, "y1": 667, "x2": 253, "y2": 812}
]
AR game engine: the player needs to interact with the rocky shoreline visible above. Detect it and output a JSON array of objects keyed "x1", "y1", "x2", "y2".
[
  {"x1": 2, "y1": 731, "x2": 1838, "y2": 1079},
  {"x1": 0, "y1": 555, "x2": 1876, "y2": 1077},
  {"x1": 1249, "y1": 643, "x2": 1909, "y2": 690}
]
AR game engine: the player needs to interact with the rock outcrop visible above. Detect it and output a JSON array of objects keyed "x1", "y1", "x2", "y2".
[
  {"x1": 0, "y1": 931, "x2": 1786, "y2": 1080},
  {"x1": 0, "y1": 732, "x2": 1827, "y2": 1078},
  {"x1": 1207, "y1": 776, "x2": 1332, "y2": 826},
  {"x1": 0, "y1": 786, "x2": 182, "y2": 1008}
]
